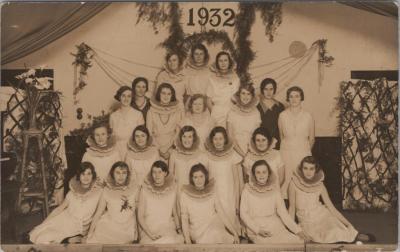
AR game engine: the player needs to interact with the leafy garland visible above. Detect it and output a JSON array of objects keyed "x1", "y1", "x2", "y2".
[
  {"x1": 255, "y1": 2, "x2": 283, "y2": 42},
  {"x1": 314, "y1": 39, "x2": 335, "y2": 66},
  {"x1": 71, "y1": 43, "x2": 94, "y2": 104},
  {"x1": 160, "y1": 3, "x2": 186, "y2": 59},
  {"x1": 135, "y1": 2, "x2": 169, "y2": 34}
]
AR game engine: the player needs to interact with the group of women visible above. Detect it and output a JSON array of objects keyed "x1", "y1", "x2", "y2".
[{"x1": 29, "y1": 44, "x2": 373, "y2": 245}]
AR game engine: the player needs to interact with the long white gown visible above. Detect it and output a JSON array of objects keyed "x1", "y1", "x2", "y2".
[{"x1": 30, "y1": 180, "x2": 102, "y2": 244}]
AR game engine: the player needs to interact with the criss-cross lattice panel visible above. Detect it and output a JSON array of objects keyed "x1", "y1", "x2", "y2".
[
  {"x1": 3, "y1": 90, "x2": 64, "y2": 213},
  {"x1": 341, "y1": 78, "x2": 398, "y2": 210}
]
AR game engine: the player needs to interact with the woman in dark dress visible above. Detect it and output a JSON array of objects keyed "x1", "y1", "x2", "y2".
[
  {"x1": 256, "y1": 78, "x2": 285, "y2": 149},
  {"x1": 131, "y1": 77, "x2": 151, "y2": 121}
]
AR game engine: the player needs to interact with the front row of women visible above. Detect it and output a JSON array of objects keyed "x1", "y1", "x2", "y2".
[{"x1": 30, "y1": 155, "x2": 372, "y2": 245}]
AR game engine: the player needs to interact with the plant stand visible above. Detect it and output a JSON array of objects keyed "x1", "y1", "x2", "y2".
[{"x1": 16, "y1": 128, "x2": 49, "y2": 218}]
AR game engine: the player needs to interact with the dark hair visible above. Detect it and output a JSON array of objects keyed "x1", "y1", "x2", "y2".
[
  {"x1": 131, "y1": 77, "x2": 149, "y2": 96},
  {"x1": 76, "y1": 162, "x2": 97, "y2": 181},
  {"x1": 236, "y1": 84, "x2": 255, "y2": 98},
  {"x1": 151, "y1": 160, "x2": 169, "y2": 176},
  {"x1": 189, "y1": 163, "x2": 209, "y2": 186},
  {"x1": 155, "y1": 83, "x2": 177, "y2": 103},
  {"x1": 215, "y1": 51, "x2": 233, "y2": 70},
  {"x1": 209, "y1": 126, "x2": 229, "y2": 145},
  {"x1": 90, "y1": 121, "x2": 112, "y2": 140},
  {"x1": 165, "y1": 52, "x2": 183, "y2": 67},
  {"x1": 114, "y1": 86, "x2": 132, "y2": 102},
  {"x1": 299, "y1": 156, "x2": 321, "y2": 173},
  {"x1": 179, "y1": 126, "x2": 198, "y2": 145},
  {"x1": 109, "y1": 161, "x2": 131, "y2": 183},
  {"x1": 286, "y1": 86, "x2": 304, "y2": 102},
  {"x1": 187, "y1": 94, "x2": 207, "y2": 113},
  {"x1": 132, "y1": 124, "x2": 150, "y2": 142},
  {"x1": 260, "y1": 78, "x2": 277, "y2": 95},
  {"x1": 251, "y1": 127, "x2": 273, "y2": 148},
  {"x1": 251, "y1": 159, "x2": 272, "y2": 178},
  {"x1": 191, "y1": 43, "x2": 209, "y2": 63}
]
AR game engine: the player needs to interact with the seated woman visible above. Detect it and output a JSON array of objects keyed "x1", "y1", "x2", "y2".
[
  {"x1": 86, "y1": 161, "x2": 139, "y2": 244},
  {"x1": 180, "y1": 163, "x2": 239, "y2": 244},
  {"x1": 81, "y1": 122, "x2": 121, "y2": 185},
  {"x1": 138, "y1": 161, "x2": 184, "y2": 244},
  {"x1": 30, "y1": 162, "x2": 102, "y2": 244},
  {"x1": 288, "y1": 156, "x2": 375, "y2": 244},
  {"x1": 125, "y1": 125, "x2": 160, "y2": 185},
  {"x1": 240, "y1": 160, "x2": 308, "y2": 244}
]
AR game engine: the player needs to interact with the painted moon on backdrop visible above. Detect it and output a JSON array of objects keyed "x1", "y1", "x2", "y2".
[{"x1": 289, "y1": 41, "x2": 307, "y2": 58}]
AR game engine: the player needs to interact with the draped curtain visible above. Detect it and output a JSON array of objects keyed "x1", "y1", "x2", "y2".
[
  {"x1": 340, "y1": 2, "x2": 398, "y2": 18},
  {"x1": 1, "y1": 2, "x2": 110, "y2": 65}
]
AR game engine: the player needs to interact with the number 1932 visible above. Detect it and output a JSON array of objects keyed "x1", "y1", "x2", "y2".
[{"x1": 187, "y1": 8, "x2": 235, "y2": 27}]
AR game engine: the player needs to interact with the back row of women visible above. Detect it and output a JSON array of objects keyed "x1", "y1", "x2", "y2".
[{"x1": 29, "y1": 44, "x2": 373, "y2": 245}]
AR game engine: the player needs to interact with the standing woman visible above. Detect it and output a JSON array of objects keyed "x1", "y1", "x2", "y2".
[
  {"x1": 180, "y1": 164, "x2": 239, "y2": 244},
  {"x1": 30, "y1": 162, "x2": 102, "y2": 244},
  {"x1": 227, "y1": 84, "x2": 261, "y2": 157},
  {"x1": 279, "y1": 86, "x2": 314, "y2": 198},
  {"x1": 125, "y1": 125, "x2": 160, "y2": 185},
  {"x1": 146, "y1": 83, "x2": 183, "y2": 160},
  {"x1": 257, "y1": 78, "x2": 285, "y2": 149},
  {"x1": 185, "y1": 43, "x2": 211, "y2": 97},
  {"x1": 86, "y1": 161, "x2": 139, "y2": 244},
  {"x1": 131, "y1": 77, "x2": 151, "y2": 122},
  {"x1": 155, "y1": 52, "x2": 187, "y2": 106},
  {"x1": 179, "y1": 94, "x2": 214, "y2": 150},
  {"x1": 110, "y1": 86, "x2": 145, "y2": 158},
  {"x1": 205, "y1": 126, "x2": 242, "y2": 235},
  {"x1": 138, "y1": 161, "x2": 184, "y2": 244},
  {"x1": 207, "y1": 51, "x2": 240, "y2": 127}
]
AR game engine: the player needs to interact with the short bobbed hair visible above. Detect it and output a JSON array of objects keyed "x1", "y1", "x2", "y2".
[
  {"x1": 109, "y1": 161, "x2": 131, "y2": 183},
  {"x1": 114, "y1": 86, "x2": 132, "y2": 102},
  {"x1": 155, "y1": 83, "x2": 177, "y2": 103},
  {"x1": 236, "y1": 84, "x2": 255, "y2": 98},
  {"x1": 187, "y1": 94, "x2": 207, "y2": 113},
  {"x1": 90, "y1": 121, "x2": 112, "y2": 140},
  {"x1": 299, "y1": 156, "x2": 321, "y2": 173},
  {"x1": 286, "y1": 86, "x2": 304, "y2": 102},
  {"x1": 165, "y1": 52, "x2": 183, "y2": 67},
  {"x1": 260, "y1": 78, "x2": 277, "y2": 94},
  {"x1": 251, "y1": 159, "x2": 273, "y2": 178},
  {"x1": 179, "y1": 126, "x2": 198, "y2": 144},
  {"x1": 76, "y1": 162, "x2": 97, "y2": 181},
  {"x1": 151, "y1": 160, "x2": 169, "y2": 176},
  {"x1": 215, "y1": 51, "x2": 234, "y2": 70},
  {"x1": 189, "y1": 163, "x2": 209, "y2": 186},
  {"x1": 131, "y1": 77, "x2": 149, "y2": 96},
  {"x1": 191, "y1": 43, "x2": 209, "y2": 63},
  {"x1": 251, "y1": 127, "x2": 273, "y2": 148},
  {"x1": 132, "y1": 124, "x2": 150, "y2": 142},
  {"x1": 209, "y1": 126, "x2": 229, "y2": 145}
]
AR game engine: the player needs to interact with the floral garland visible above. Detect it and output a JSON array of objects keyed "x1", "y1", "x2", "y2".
[{"x1": 71, "y1": 43, "x2": 94, "y2": 104}]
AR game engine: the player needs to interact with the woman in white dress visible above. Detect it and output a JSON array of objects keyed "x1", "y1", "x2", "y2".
[
  {"x1": 86, "y1": 161, "x2": 139, "y2": 244},
  {"x1": 288, "y1": 156, "x2": 374, "y2": 243},
  {"x1": 227, "y1": 84, "x2": 261, "y2": 157},
  {"x1": 279, "y1": 86, "x2": 314, "y2": 198},
  {"x1": 125, "y1": 125, "x2": 160, "y2": 185},
  {"x1": 81, "y1": 122, "x2": 121, "y2": 185},
  {"x1": 155, "y1": 52, "x2": 187, "y2": 106},
  {"x1": 180, "y1": 164, "x2": 239, "y2": 244},
  {"x1": 131, "y1": 77, "x2": 151, "y2": 121},
  {"x1": 30, "y1": 162, "x2": 102, "y2": 244},
  {"x1": 138, "y1": 161, "x2": 184, "y2": 244},
  {"x1": 185, "y1": 43, "x2": 211, "y2": 98},
  {"x1": 205, "y1": 126, "x2": 242, "y2": 235},
  {"x1": 240, "y1": 160, "x2": 309, "y2": 244},
  {"x1": 146, "y1": 83, "x2": 183, "y2": 160},
  {"x1": 207, "y1": 51, "x2": 240, "y2": 127},
  {"x1": 179, "y1": 94, "x2": 214, "y2": 150},
  {"x1": 110, "y1": 86, "x2": 145, "y2": 157}
]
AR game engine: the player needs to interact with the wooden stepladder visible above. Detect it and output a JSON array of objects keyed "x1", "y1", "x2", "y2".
[{"x1": 16, "y1": 128, "x2": 49, "y2": 217}]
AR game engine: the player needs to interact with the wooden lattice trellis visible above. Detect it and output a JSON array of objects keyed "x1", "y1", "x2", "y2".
[{"x1": 340, "y1": 78, "x2": 398, "y2": 210}]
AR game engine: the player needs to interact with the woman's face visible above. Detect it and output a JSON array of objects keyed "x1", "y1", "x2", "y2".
[
  {"x1": 80, "y1": 168, "x2": 94, "y2": 187},
  {"x1": 160, "y1": 87, "x2": 172, "y2": 105},
  {"x1": 239, "y1": 89, "x2": 252, "y2": 105},
  {"x1": 262, "y1": 83, "x2": 275, "y2": 99},
  {"x1": 120, "y1": 90, "x2": 132, "y2": 107},
  {"x1": 217, "y1": 55, "x2": 230, "y2": 71},
  {"x1": 181, "y1": 131, "x2": 194, "y2": 149},
  {"x1": 192, "y1": 171, "x2": 206, "y2": 189},
  {"x1": 302, "y1": 162, "x2": 316, "y2": 180},
  {"x1": 134, "y1": 130, "x2": 148, "y2": 147},
  {"x1": 193, "y1": 49, "x2": 206, "y2": 65},
  {"x1": 254, "y1": 134, "x2": 269, "y2": 152},
  {"x1": 192, "y1": 98, "x2": 204, "y2": 114},
  {"x1": 254, "y1": 165, "x2": 269, "y2": 185},
  {"x1": 288, "y1": 91, "x2": 302, "y2": 107},
  {"x1": 152, "y1": 167, "x2": 167, "y2": 185},
  {"x1": 212, "y1": 132, "x2": 225, "y2": 151},
  {"x1": 167, "y1": 54, "x2": 180, "y2": 71},
  {"x1": 135, "y1": 81, "x2": 147, "y2": 97},
  {"x1": 93, "y1": 127, "x2": 109, "y2": 147},
  {"x1": 114, "y1": 167, "x2": 128, "y2": 186}
]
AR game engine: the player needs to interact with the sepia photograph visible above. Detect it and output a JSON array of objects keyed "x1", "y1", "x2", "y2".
[{"x1": 0, "y1": 1, "x2": 398, "y2": 252}]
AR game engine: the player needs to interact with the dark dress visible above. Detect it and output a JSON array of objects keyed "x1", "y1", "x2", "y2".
[
  {"x1": 131, "y1": 97, "x2": 151, "y2": 124},
  {"x1": 257, "y1": 101, "x2": 285, "y2": 150}
]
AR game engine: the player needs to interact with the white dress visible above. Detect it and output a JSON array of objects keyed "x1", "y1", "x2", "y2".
[
  {"x1": 179, "y1": 112, "x2": 214, "y2": 151},
  {"x1": 207, "y1": 71, "x2": 240, "y2": 127},
  {"x1": 240, "y1": 182, "x2": 303, "y2": 244},
  {"x1": 156, "y1": 67, "x2": 188, "y2": 105},
  {"x1": 184, "y1": 61, "x2": 211, "y2": 96},
  {"x1": 180, "y1": 181, "x2": 234, "y2": 244},
  {"x1": 110, "y1": 107, "x2": 144, "y2": 158},
  {"x1": 30, "y1": 181, "x2": 102, "y2": 244},
  {"x1": 86, "y1": 184, "x2": 139, "y2": 244}
]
